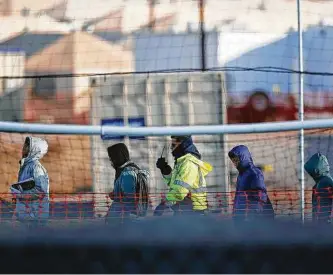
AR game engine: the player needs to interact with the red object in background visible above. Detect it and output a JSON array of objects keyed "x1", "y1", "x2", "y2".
[
  {"x1": 227, "y1": 91, "x2": 297, "y2": 124},
  {"x1": 24, "y1": 88, "x2": 90, "y2": 125},
  {"x1": 227, "y1": 91, "x2": 333, "y2": 124}
]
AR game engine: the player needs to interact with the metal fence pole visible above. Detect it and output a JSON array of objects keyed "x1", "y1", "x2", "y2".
[
  {"x1": 199, "y1": 0, "x2": 206, "y2": 71},
  {"x1": 297, "y1": 0, "x2": 305, "y2": 223}
]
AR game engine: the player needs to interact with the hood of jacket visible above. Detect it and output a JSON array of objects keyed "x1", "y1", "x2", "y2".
[
  {"x1": 21, "y1": 137, "x2": 48, "y2": 166},
  {"x1": 177, "y1": 153, "x2": 213, "y2": 177},
  {"x1": 172, "y1": 136, "x2": 201, "y2": 160},
  {"x1": 304, "y1": 153, "x2": 330, "y2": 181},
  {"x1": 107, "y1": 143, "x2": 130, "y2": 168},
  {"x1": 229, "y1": 145, "x2": 254, "y2": 171}
]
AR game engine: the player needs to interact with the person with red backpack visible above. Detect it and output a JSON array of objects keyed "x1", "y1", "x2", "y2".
[{"x1": 106, "y1": 143, "x2": 150, "y2": 224}]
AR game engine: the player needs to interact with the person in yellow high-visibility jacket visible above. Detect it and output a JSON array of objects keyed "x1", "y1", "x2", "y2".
[{"x1": 154, "y1": 135, "x2": 213, "y2": 216}]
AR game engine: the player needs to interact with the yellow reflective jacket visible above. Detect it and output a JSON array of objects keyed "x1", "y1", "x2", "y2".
[{"x1": 163, "y1": 153, "x2": 213, "y2": 211}]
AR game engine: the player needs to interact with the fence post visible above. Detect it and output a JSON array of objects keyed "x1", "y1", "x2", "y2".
[
  {"x1": 199, "y1": 0, "x2": 206, "y2": 71},
  {"x1": 297, "y1": 0, "x2": 305, "y2": 223},
  {"x1": 219, "y1": 73, "x2": 230, "y2": 212}
]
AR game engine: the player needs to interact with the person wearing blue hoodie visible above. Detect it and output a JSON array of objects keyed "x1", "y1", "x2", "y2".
[
  {"x1": 106, "y1": 143, "x2": 150, "y2": 224},
  {"x1": 304, "y1": 153, "x2": 333, "y2": 224},
  {"x1": 228, "y1": 145, "x2": 274, "y2": 222}
]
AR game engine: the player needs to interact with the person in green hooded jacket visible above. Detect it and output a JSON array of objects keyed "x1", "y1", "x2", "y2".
[
  {"x1": 154, "y1": 135, "x2": 213, "y2": 216},
  {"x1": 304, "y1": 153, "x2": 333, "y2": 224}
]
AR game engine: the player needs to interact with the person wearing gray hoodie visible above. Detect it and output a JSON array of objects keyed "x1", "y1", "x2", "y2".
[
  {"x1": 10, "y1": 136, "x2": 49, "y2": 227},
  {"x1": 304, "y1": 153, "x2": 333, "y2": 224}
]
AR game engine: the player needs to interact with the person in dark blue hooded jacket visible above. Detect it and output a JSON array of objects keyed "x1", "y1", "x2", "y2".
[
  {"x1": 228, "y1": 145, "x2": 274, "y2": 222},
  {"x1": 304, "y1": 153, "x2": 333, "y2": 224}
]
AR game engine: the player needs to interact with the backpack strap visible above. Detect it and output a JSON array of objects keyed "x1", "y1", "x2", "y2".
[{"x1": 122, "y1": 162, "x2": 140, "y2": 173}]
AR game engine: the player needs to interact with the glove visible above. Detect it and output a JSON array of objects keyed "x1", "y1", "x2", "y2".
[{"x1": 156, "y1": 157, "x2": 172, "y2": 175}]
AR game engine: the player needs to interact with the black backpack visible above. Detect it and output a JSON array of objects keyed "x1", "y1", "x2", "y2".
[{"x1": 125, "y1": 163, "x2": 150, "y2": 217}]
